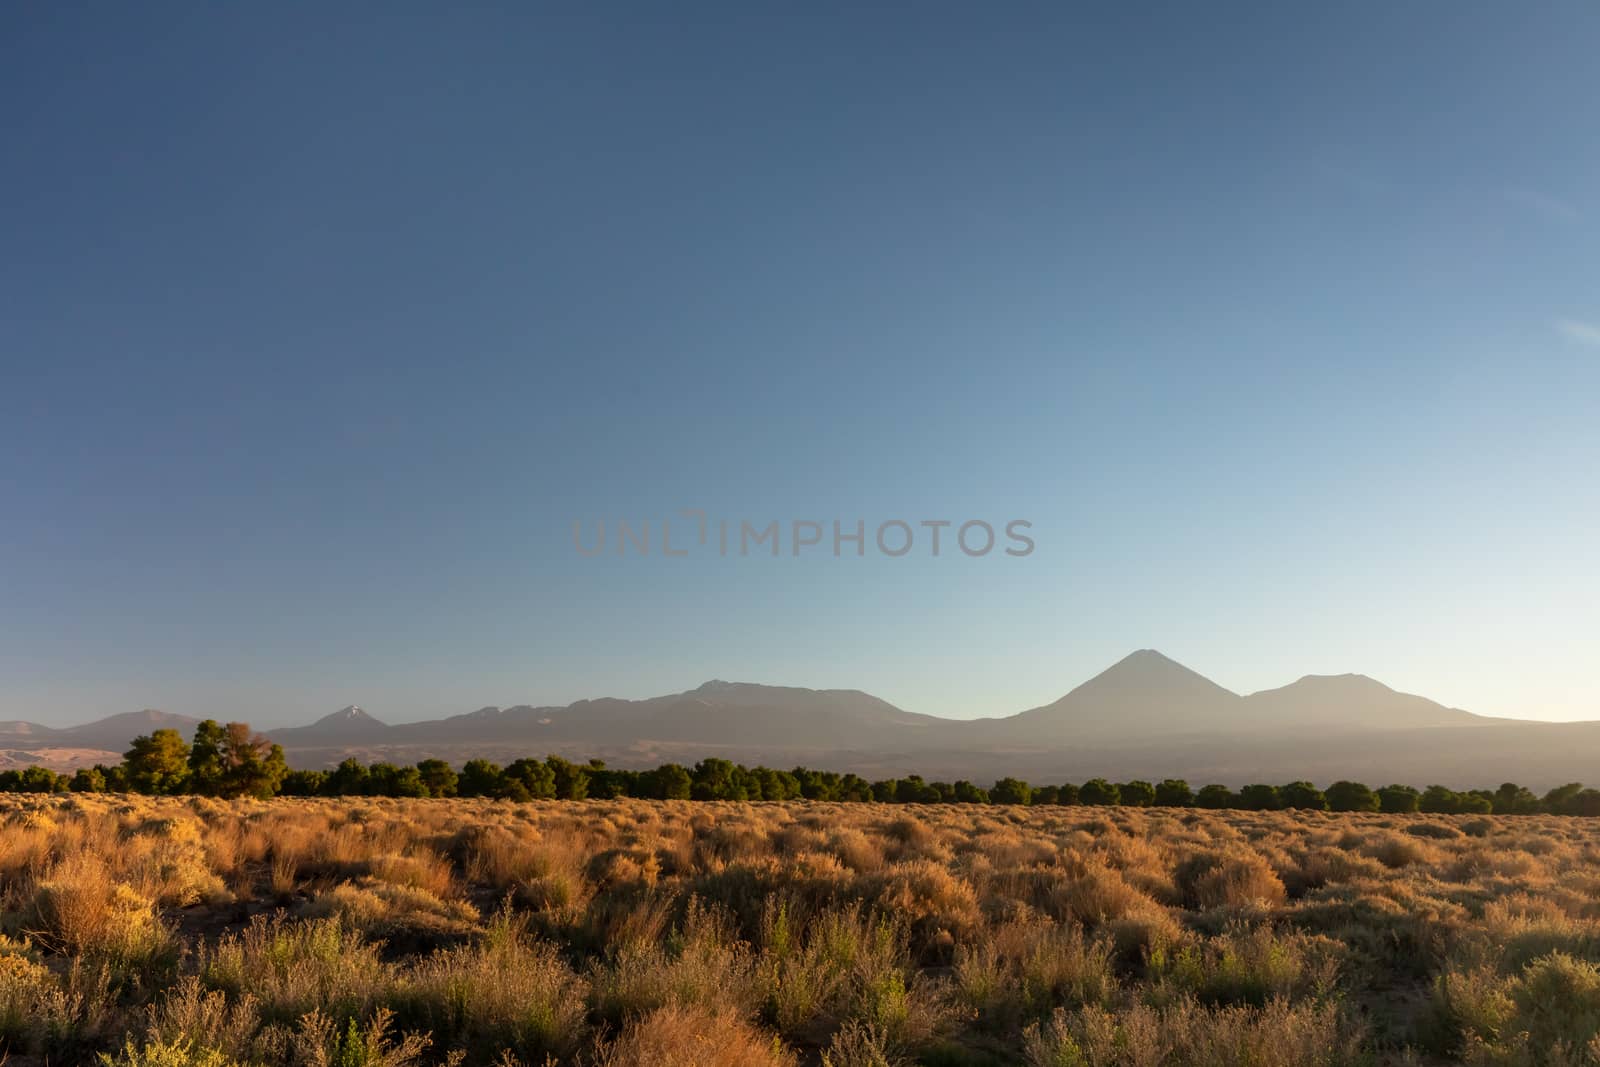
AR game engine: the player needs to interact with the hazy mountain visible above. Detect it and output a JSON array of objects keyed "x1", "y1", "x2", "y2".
[
  {"x1": 0, "y1": 721, "x2": 60, "y2": 739},
  {"x1": 13, "y1": 652, "x2": 1600, "y2": 787},
  {"x1": 1237, "y1": 673, "x2": 1490, "y2": 731},
  {"x1": 59, "y1": 709, "x2": 198, "y2": 751},
  {"x1": 995, "y1": 652, "x2": 1498, "y2": 741},
  {"x1": 1003, "y1": 649, "x2": 1242, "y2": 739},
  {"x1": 387, "y1": 680, "x2": 954, "y2": 749},
  {"x1": 270, "y1": 705, "x2": 392, "y2": 744}
]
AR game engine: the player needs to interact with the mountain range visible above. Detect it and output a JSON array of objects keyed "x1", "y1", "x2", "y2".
[{"x1": 5, "y1": 651, "x2": 1597, "y2": 788}]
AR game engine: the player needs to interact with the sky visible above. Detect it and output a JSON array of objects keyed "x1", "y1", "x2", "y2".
[{"x1": 2, "y1": 4, "x2": 1598, "y2": 728}]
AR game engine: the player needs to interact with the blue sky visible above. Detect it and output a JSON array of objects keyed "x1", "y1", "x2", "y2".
[{"x1": 3, "y1": 5, "x2": 1597, "y2": 727}]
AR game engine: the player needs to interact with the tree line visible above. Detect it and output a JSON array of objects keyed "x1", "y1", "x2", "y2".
[{"x1": 5, "y1": 721, "x2": 1600, "y2": 816}]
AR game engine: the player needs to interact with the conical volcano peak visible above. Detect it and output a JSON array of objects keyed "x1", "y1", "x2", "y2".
[
  {"x1": 1086, "y1": 650, "x2": 1239, "y2": 693},
  {"x1": 326, "y1": 704, "x2": 378, "y2": 721},
  {"x1": 1009, "y1": 650, "x2": 1242, "y2": 736},
  {"x1": 304, "y1": 705, "x2": 388, "y2": 731}
]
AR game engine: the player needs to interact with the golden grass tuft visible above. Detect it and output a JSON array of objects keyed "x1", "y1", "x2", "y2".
[{"x1": 596, "y1": 1003, "x2": 796, "y2": 1067}]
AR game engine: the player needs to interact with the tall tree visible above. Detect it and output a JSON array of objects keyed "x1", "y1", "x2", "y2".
[
  {"x1": 218, "y1": 722, "x2": 286, "y2": 798},
  {"x1": 1079, "y1": 778, "x2": 1120, "y2": 806},
  {"x1": 188, "y1": 720, "x2": 227, "y2": 795},
  {"x1": 1119, "y1": 780, "x2": 1156, "y2": 807},
  {"x1": 124, "y1": 729, "x2": 191, "y2": 794},
  {"x1": 1279, "y1": 781, "x2": 1328, "y2": 811},
  {"x1": 691, "y1": 758, "x2": 741, "y2": 801},
  {"x1": 1492, "y1": 782, "x2": 1539, "y2": 815},
  {"x1": 547, "y1": 756, "x2": 590, "y2": 800},
  {"x1": 1154, "y1": 779, "x2": 1194, "y2": 807},
  {"x1": 416, "y1": 759, "x2": 458, "y2": 798},
  {"x1": 990, "y1": 777, "x2": 1033, "y2": 805},
  {"x1": 1239, "y1": 784, "x2": 1281, "y2": 811},
  {"x1": 19, "y1": 765, "x2": 63, "y2": 793},
  {"x1": 648, "y1": 763, "x2": 692, "y2": 800},
  {"x1": 69, "y1": 766, "x2": 107, "y2": 793},
  {"x1": 455, "y1": 759, "x2": 503, "y2": 798},
  {"x1": 505, "y1": 758, "x2": 556, "y2": 799},
  {"x1": 326, "y1": 757, "x2": 370, "y2": 796},
  {"x1": 1377, "y1": 784, "x2": 1420, "y2": 813},
  {"x1": 1325, "y1": 780, "x2": 1379, "y2": 812}
]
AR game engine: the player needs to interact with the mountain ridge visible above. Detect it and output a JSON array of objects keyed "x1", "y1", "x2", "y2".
[
  {"x1": 8, "y1": 652, "x2": 1598, "y2": 786},
  {"x1": 0, "y1": 652, "x2": 1548, "y2": 739}
]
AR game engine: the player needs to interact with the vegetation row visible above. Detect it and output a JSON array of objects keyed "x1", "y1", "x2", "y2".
[{"x1": 9, "y1": 721, "x2": 1600, "y2": 816}]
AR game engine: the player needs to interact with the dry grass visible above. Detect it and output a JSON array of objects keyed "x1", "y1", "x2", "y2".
[{"x1": 0, "y1": 795, "x2": 1598, "y2": 1064}]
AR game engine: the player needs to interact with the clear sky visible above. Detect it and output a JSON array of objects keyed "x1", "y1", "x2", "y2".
[{"x1": 3, "y1": 5, "x2": 1597, "y2": 728}]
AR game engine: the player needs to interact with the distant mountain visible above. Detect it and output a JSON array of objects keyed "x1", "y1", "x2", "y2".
[
  {"x1": 270, "y1": 705, "x2": 391, "y2": 744},
  {"x1": 11, "y1": 652, "x2": 1600, "y2": 787},
  {"x1": 383, "y1": 680, "x2": 954, "y2": 750},
  {"x1": 1237, "y1": 673, "x2": 1490, "y2": 731},
  {"x1": 1004, "y1": 649, "x2": 1242, "y2": 740},
  {"x1": 998, "y1": 652, "x2": 1493, "y2": 741},
  {"x1": 0, "y1": 721, "x2": 60, "y2": 740},
  {"x1": 59, "y1": 709, "x2": 199, "y2": 752}
]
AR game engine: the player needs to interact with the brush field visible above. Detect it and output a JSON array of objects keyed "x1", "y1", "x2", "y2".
[{"x1": 1, "y1": 795, "x2": 1598, "y2": 1066}]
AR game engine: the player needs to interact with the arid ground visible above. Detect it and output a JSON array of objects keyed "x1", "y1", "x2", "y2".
[{"x1": 2, "y1": 796, "x2": 1597, "y2": 1066}]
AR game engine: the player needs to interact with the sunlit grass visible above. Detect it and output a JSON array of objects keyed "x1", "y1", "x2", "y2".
[{"x1": 0, "y1": 794, "x2": 1597, "y2": 1063}]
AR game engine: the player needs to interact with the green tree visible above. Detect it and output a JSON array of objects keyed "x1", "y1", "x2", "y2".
[
  {"x1": 1154, "y1": 779, "x2": 1194, "y2": 807},
  {"x1": 1079, "y1": 778, "x2": 1120, "y2": 806},
  {"x1": 124, "y1": 729, "x2": 191, "y2": 794},
  {"x1": 1325, "y1": 780, "x2": 1379, "y2": 812},
  {"x1": 456, "y1": 759, "x2": 504, "y2": 798},
  {"x1": 587, "y1": 768, "x2": 632, "y2": 799},
  {"x1": 187, "y1": 720, "x2": 228, "y2": 796},
  {"x1": 101, "y1": 763, "x2": 129, "y2": 792},
  {"x1": 990, "y1": 777, "x2": 1033, "y2": 805},
  {"x1": 1239, "y1": 784, "x2": 1280, "y2": 811},
  {"x1": 325, "y1": 757, "x2": 370, "y2": 796},
  {"x1": 648, "y1": 763, "x2": 692, "y2": 800},
  {"x1": 1279, "y1": 781, "x2": 1327, "y2": 811},
  {"x1": 280, "y1": 769, "x2": 327, "y2": 796},
  {"x1": 547, "y1": 756, "x2": 589, "y2": 800},
  {"x1": 1377, "y1": 784, "x2": 1420, "y2": 813},
  {"x1": 1492, "y1": 782, "x2": 1539, "y2": 815},
  {"x1": 69, "y1": 766, "x2": 107, "y2": 793},
  {"x1": 1417, "y1": 784, "x2": 1492, "y2": 814},
  {"x1": 387, "y1": 766, "x2": 428, "y2": 798},
  {"x1": 19, "y1": 765, "x2": 63, "y2": 793},
  {"x1": 1567, "y1": 789, "x2": 1600, "y2": 816},
  {"x1": 953, "y1": 780, "x2": 989, "y2": 804},
  {"x1": 415, "y1": 759, "x2": 458, "y2": 798},
  {"x1": 366, "y1": 763, "x2": 404, "y2": 795},
  {"x1": 838, "y1": 774, "x2": 872, "y2": 802},
  {"x1": 894, "y1": 775, "x2": 939, "y2": 803},
  {"x1": 1543, "y1": 783, "x2": 1585, "y2": 815},
  {"x1": 1196, "y1": 784, "x2": 1236, "y2": 809},
  {"x1": 1119, "y1": 780, "x2": 1156, "y2": 807},
  {"x1": 218, "y1": 723, "x2": 286, "y2": 798},
  {"x1": 792, "y1": 768, "x2": 836, "y2": 800},
  {"x1": 1419, "y1": 784, "x2": 1464, "y2": 814},
  {"x1": 505, "y1": 758, "x2": 557, "y2": 799},
  {"x1": 756, "y1": 767, "x2": 801, "y2": 801}
]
